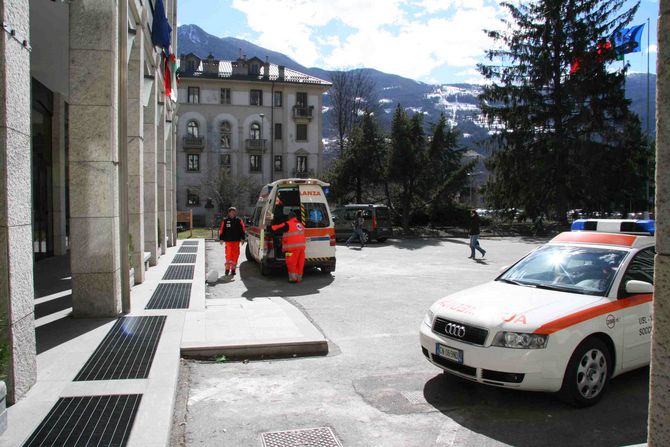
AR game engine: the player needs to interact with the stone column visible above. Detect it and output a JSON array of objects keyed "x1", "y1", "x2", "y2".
[
  {"x1": 68, "y1": 0, "x2": 121, "y2": 317},
  {"x1": 0, "y1": 0, "x2": 37, "y2": 404},
  {"x1": 165, "y1": 111, "x2": 174, "y2": 247},
  {"x1": 157, "y1": 102, "x2": 167, "y2": 255},
  {"x1": 650, "y1": 1, "x2": 670, "y2": 445},
  {"x1": 52, "y1": 94, "x2": 68, "y2": 256},
  {"x1": 172, "y1": 121, "x2": 178, "y2": 246},
  {"x1": 144, "y1": 77, "x2": 158, "y2": 265},
  {"x1": 127, "y1": 26, "x2": 145, "y2": 283}
]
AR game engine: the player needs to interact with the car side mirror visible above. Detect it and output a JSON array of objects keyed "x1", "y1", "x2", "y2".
[{"x1": 625, "y1": 280, "x2": 653, "y2": 295}]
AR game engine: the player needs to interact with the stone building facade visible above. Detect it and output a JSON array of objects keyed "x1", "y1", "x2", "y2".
[
  {"x1": 176, "y1": 54, "x2": 331, "y2": 224},
  {"x1": 0, "y1": 0, "x2": 177, "y2": 403}
]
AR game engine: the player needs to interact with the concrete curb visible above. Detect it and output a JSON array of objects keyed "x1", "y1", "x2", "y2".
[
  {"x1": 180, "y1": 295, "x2": 330, "y2": 362},
  {"x1": 180, "y1": 339, "x2": 329, "y2": 360}
]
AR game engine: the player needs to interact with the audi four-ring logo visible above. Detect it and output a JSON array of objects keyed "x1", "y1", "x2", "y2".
[{"x1": 445, "y1": 323, "x2": 466, "y2": 338}]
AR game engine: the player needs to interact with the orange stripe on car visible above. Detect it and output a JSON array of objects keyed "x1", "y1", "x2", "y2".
[
  {"x1": 551, "y1": 232, "x2": 637, "y2": 247},
  {"x1": 534, "y1": 294, "x2": 653, "y2": 335}
]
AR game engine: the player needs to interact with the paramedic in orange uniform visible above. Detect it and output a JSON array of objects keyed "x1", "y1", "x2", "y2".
[
  {"x1": 219, "y1": 206, "x2": 246, "y2": 276},
  {"x1": 271, "y1": 211, "x2": 306, "y2": 283}
]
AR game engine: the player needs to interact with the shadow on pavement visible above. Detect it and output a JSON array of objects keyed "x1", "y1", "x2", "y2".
[
  {"x1": 238, "y1": 261, "x2": 335, "y2": 299},
  {"x1": 36, "y1": 316, "x2": 115, "y2": 354},
  {"x1": 423, "y1": 368, "x2": 649, "y2": 447},
  {"x1": 34, "y1": 253, "x2": 71, "y2": 298},
  {"x1": 386, "y1": 238, "x2": 447, "y2": 251}
]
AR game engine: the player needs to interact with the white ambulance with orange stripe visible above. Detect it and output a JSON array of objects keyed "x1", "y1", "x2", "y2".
[
  {"x1": 420, "y1": 219, "x2": 655, "y2": 406},
  {"x1": 245, "y1": 178, "x2": 336, "y2": 275}
]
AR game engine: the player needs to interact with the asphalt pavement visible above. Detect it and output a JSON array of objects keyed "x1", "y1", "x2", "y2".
[{"x1": 176, "y1": 236, "x2": 650, "y2": 447}]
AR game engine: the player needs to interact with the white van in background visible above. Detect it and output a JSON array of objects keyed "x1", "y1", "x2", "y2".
[{"x1": 245, "y1": 178, "x2": 336, "y2": 275}]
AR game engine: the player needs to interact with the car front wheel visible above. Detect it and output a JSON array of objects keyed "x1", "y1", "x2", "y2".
[{"x1": 559, "y1": 337, "x2": 611, "y2": 407}]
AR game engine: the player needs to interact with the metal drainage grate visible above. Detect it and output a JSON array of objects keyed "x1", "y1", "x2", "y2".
[
  {"x1": 181, "y1": 240, "x2": 199, "y2": 246},
  {"x1": 178, "y1": 246, "x2": 198, "y2": 253},
  {"x1": 172, "y1": 254, "x2": 197, "y2": 264},
  {"x1": 261, "y1": 427, "x2": 342, "y2": 447},
  {"x1": 22, "y1": 394, "x2": 142, "y2": 447},
  {"x1": 74, "y1": 316, "x2": 166, "y2": 381},
  {"x1": 401, "y1": 390, "x2": 427, "y2": 405},
  {"x1": 163, "y1": 265, "x2": 194, "y2": 280},
  {"x1": 146, "y1": 283, "x2": 192, "y2": 310}
]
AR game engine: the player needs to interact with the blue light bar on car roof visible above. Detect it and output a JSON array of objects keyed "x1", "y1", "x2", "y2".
[
  {"x1": 571, "y1": 220, "x2": 587, "y2": 231},
  {"x1": 571, "y1": 219, "x2": 654, "y2": 236},
  {"x1": 636, "y1": 220, "x2": 655, "y2": 236}
]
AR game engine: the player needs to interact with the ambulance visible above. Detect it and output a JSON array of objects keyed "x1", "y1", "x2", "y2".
[
  {"x1": 245, "y1": 178, "x2": 336, "y2": 275},
  {"x1": 420, "y1": 219, "x2": 655, "y2": 406}
]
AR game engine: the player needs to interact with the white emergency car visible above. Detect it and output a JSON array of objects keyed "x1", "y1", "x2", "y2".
[{"x1": 420, "y1": 219, "x2": 655, "y2": 406}]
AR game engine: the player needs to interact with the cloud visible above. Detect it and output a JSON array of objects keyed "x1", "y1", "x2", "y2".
[{"x1": 229, "y1": 0, "x2": 502, "y2": 80}]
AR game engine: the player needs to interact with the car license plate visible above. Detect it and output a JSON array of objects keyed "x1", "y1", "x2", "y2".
[{"x1": 436, "y1": 343, "x2": 463, "y2": 364}]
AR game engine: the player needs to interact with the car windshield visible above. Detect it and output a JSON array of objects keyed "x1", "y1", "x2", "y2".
[{"x1": 498, "y1": 244, "x2": 628, "y2": 296}]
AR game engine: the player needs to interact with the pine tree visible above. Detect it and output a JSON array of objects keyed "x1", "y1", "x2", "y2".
[
  {"x1": 387, "y1": 106, "x2": 424, "y2": 231},
  {"x1": 478, "y1": 0, "x2": 648, "y2": 221},
  {"x1": 328, "y1": 112, "x2": 386, "y2": 203},
  {"x1": 386, "y1": 108, "x2": 473, "y2": 232}
]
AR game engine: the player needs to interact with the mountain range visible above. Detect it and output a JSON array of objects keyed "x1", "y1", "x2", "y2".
[{"x1": 178, "y1": 24, "x2": 657, "y2": 156}]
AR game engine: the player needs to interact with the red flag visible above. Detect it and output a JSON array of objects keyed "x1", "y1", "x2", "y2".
[
  {"x1": 570, "y1": 58, "x2": 581, "y2": 74},
  {"x1": 164, "y1": 54, "x2": 171, "y2": 98}
]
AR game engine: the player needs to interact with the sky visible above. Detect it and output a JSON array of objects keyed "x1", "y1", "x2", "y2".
[{"x1": 177, "y1": 0, "x2": 659, "y2": 84}]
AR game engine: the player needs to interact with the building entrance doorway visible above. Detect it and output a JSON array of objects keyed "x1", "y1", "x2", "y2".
[{"x1": 32, "y1": 79, "x2": 54, "y2": 260}]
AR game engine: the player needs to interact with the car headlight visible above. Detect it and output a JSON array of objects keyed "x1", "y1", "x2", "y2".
[
  {"x1": 423, "y1": 309, "x2": 435, "y2": 327},
  {"x1": 492, "y1": 332, "x2": 548, "y2": 349}
]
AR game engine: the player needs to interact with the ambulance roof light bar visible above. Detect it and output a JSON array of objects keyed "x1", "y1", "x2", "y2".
[{"x1": 571, "y1": 219, "x2": 655, "y2": 236}]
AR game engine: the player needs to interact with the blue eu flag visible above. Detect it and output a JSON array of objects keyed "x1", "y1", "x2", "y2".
[
  {"x1": 151, "y1": 0, "x2": 172, "y2": 52},
  {"x1": 612, "y1": 24, "x2": 645, "y2": 56}
]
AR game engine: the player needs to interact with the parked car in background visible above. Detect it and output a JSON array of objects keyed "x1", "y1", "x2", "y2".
[{"x1": 332, "y1": 204, "x2": 393, "y2": 243}]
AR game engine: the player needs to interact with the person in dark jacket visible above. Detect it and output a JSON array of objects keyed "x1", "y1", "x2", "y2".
[
  {"x1": 219, "y1": 206, "x2": 246, "y2": 276},
  {"x1": 346, "y1": 210, "x2": 366, "y2": 248},
  {"x1": 468, "y1": 209, "x2": 486, "y2": 259}
]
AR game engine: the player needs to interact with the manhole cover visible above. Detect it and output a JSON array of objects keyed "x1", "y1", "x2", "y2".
[
  {"x1": 401, "y1": 390, "x2": 427, "y2": 405},
  {"x1": 261, "y1": 427, "x2": 342, "y2": 447}
]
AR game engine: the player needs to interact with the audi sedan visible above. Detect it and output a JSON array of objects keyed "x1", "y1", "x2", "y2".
[{"x1": 420, "y1": 220, "x2": 655, "y2": 406}]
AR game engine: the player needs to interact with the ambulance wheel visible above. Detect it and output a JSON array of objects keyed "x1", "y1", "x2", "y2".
[
  {"x1": 245, "y1": 243, "x2": 253, "y2": 262},
  {"x1": 559, "y1": 337, "x2": 611, "y2": 407}
]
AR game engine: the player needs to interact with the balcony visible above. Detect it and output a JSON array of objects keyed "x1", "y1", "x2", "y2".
[
  {"x1": 245, "y1": 138, "x2": 267, "y2": 153},
  {"x1": 293, "y1": 105, "x2": 314, "y2": 121},
  {"x1": 183, "y1": 135, "x2": 204, "y2": 150},
  {"x1": 292, "y1": 169, "x2": 315, "y2": 179}
]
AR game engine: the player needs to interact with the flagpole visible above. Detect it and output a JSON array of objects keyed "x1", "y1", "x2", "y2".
[
  {"x1": 647, "y1": 17, "x2": 651, "y2": 138},
  {"x1": 646, "y1": 17, "x2": 651, "y2": 214}
]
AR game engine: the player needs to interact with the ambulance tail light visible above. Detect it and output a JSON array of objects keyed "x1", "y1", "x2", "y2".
[
  {"x1": 330, "y1": 233, "x2": 336, "y2": 247},
  {"x1": 372, "y1": 215, "x2": 378, "y2": 230}
]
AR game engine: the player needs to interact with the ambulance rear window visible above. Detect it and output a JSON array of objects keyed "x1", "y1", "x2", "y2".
[
  {"x1": 303, "y1": 203, "x2": 330, "y2": 228},
  {"x1": 272, "y1": 188, "x2": 301, "y2": 225}
]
